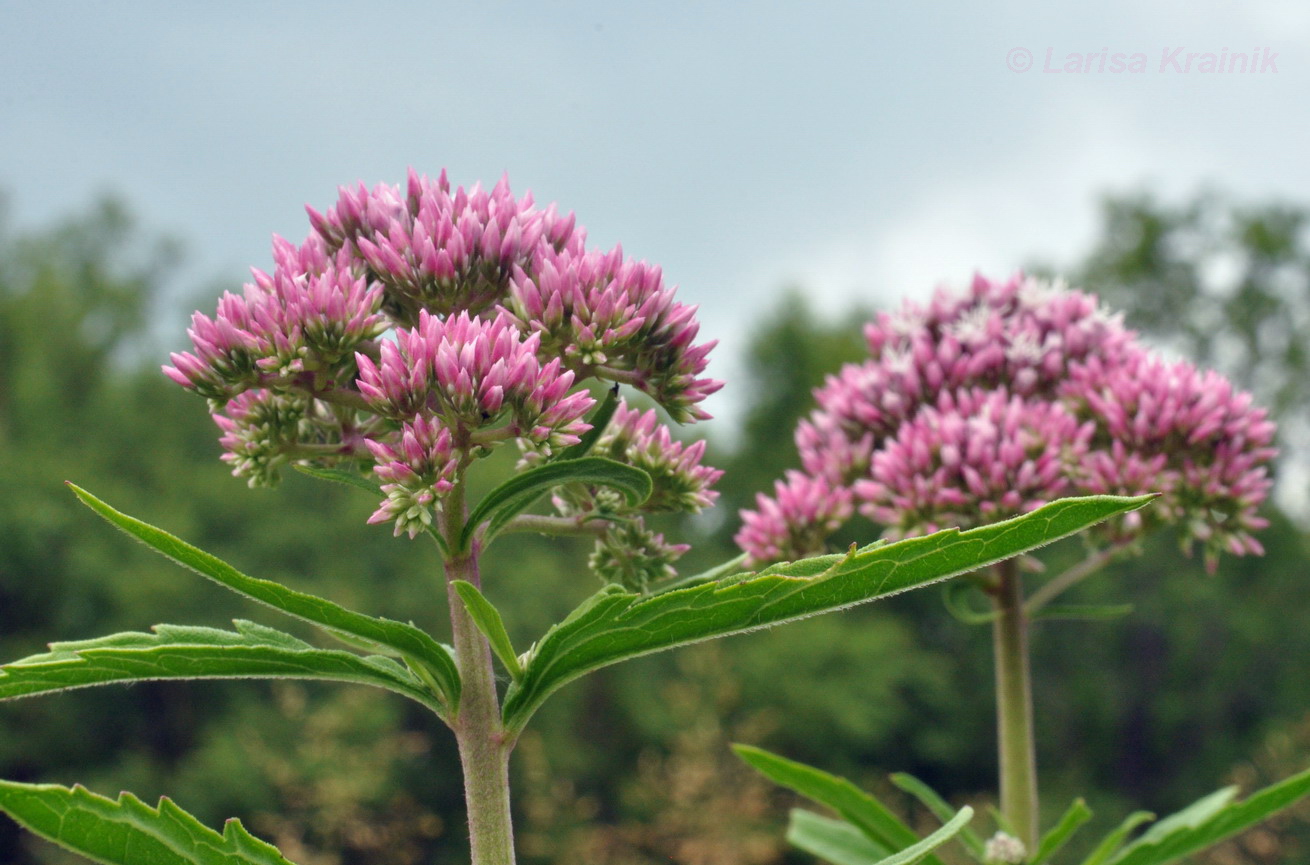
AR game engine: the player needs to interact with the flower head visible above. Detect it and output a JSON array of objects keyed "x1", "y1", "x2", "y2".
[
  {"x1": 169, "y1": 169, "x2": 719, "y2": 543},
  {"x1": 507, "y1": 246, "x2": 722, "y2": 421},
  {"x1": 591, "y1": 399, "x2": 723, "y2": 513},
  {"x1": 308, "y1": 169, "x2": 581, "y2": 324},
  {"x1": 739, "y1": 273, "x2": 1275, "y2": 570},
  {"x1": 365, "y1": 414, "x2": 459, "y2": 538}
]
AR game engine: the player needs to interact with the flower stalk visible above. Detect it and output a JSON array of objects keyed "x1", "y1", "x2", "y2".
[
  {"x1": 990, "y1": 559, "x2": 1038, "y2": 850},
  {"x1": 443, "y1": 485, "x2": 517, "y2": 865}
]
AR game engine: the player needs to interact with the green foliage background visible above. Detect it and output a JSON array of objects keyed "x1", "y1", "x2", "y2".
[{"x1": 2, "y1": 190, "x2": 1309, "y2": 864}]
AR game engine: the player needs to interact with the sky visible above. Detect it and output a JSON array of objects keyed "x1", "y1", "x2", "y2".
[{"x1": 3, "y1": 0, "x2": 1308, "y2": 424}]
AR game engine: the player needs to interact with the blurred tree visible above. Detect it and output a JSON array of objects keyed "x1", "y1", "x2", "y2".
[{"x1": 1069, "y1": 191, "x2": 1310, "y2": 497}]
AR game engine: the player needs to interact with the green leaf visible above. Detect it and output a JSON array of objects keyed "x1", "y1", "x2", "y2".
[
  {"x1": 891, "y1": 773, "x2": 985, "y2": 860},
  {"x1": 734, "y1": 745, "x2": 933, "y2": 860},
  {"x1": 503, "y1": 494, "x2": 1153, "y2": 731},
  {"x1": 788, "y1": 809, "x2": 892, "y2": 865},
  {"x1": 459, "y1": 456, "x2": 653, "y2": 550},
  {"x1": 1031, "y1": 798, "x2": 1092, "y2": 864},
  {"x1": 1079, "y1": 811, "x2": 1155, "y2": 865},
  {"x1": 67, "y1": 484, "x2": 460, "y2": 717},
  {"x1": 1106, "y1": 767, "x2": 1310, "y2": 865},
  {"x1": 0, "y1": 621, "x2": 446, "y2": 715},
  {"x1": 452, "y1": 581, "x2": 522, "y2": 679},
  {"x1": 292, "y1": 463, "x2": 380, "y2": 495},
  {"x1": 0, "y1": 780, "x2": 298, "y2": 865},
  {"x1": 871, "y1": 806, "x2": 973, "y2": 865},
  {"x1": 654, "y1": 552, "x2": 751, "y2": 593},
  {"x1": 1031, "y1": 603, "x2": 1134, "y2": 622},
  {"x1": 554, "y1": 383, "x2": 621, "y2": 462}
]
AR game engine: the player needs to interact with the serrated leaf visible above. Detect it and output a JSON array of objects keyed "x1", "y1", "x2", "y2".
[
  {"x1": 1079, "y1": 811, "x2": 1155, "y2": 865},
  {"x1": 503, "y1": 494, "x2": 1153, "y2": 730},
  {"x1": 891, "y1": 773, "x2": 985, "y2": 860},
  {"x1": 654, "y1": 552, "x2": 751, "y2": 593},
  {"x1": 554, "y1": 384, "x2": 621, "y2": 462},
  {"x1": 67, "y1": 484, "x2": 459, "y2": 717},
  {"x1": 459, "y1": 456, "x2": 652, "y2": 550},
  {"x1": 292, "y1": 463, "x2": 380, "y2": 495},
  {"x1": 871, "y1": 806, "x2": 973, "y2": 865},
  {"x1": 452, "y1": 581, "x2": 522, "y2": 679},
  {"x1": 734, "y1": 745, "x2": 934, "y2": 861},
  {"x1": 1107, "y1": 768, "x2": 1310, "y2": 865},
  {"x1": 788, "y1": 809, "x2": 892, "y2": 865},
  {"x1": 0, "y1": 780, "x2": 298, "y2": 865},
  {"x1": 0, "y1": 620, "x2": 445, "y2": 714},
  {"x1": 1031, "y1": 798, "x2": 1092, "y2": 864}
]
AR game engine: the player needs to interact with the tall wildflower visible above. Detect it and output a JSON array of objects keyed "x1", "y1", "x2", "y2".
[
  {"x1": 737, "y1": 273, "x2": 1275, "y2": 570},
  {"x1": 166, "y1": 169, "x2": 721, "y2": 570}
]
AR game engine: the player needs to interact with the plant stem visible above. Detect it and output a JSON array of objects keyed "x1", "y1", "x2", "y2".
[
  {"x1": 990, "y1": 559, "x2": 1038, "y2": 850},
  {"x1": 1024, "y1": 542, "x2": 1129, "y2": 615},
  {"x1": 500, "y1": 513, "x2": 612, "y2": 538},
  {"x1": 443, "y1": 482, "x2": 517, "y2": 864}
]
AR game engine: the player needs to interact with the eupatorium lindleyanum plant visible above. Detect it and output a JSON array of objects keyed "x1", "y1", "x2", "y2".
[
  {"x1": 0, "y1": 174, "x2": 1150, "y2": 865},
  {"x1": 736, "y1": 274, "x2": 1308, "y2": 865}
]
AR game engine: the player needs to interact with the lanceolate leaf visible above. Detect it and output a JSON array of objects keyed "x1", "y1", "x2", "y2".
[
  {"x1": 67, "y1": 484, "x2": 460, "y2": 715},
  {"x1": 1031, "y1": 798, "x2": 1092, "y2": 865},
  {"x1": 292, "y1": 463, "x2": 380, "y2": 495},
  {"x1": 0, "y1": 781, "x2": 297, "y2": 865},
  {"x1": 554, "y1": 384, "x2": 621, "y2": 462},
  {"x1": 787, "y1": 809, "x2": 892, "y2": 865},
  {"x1": 734, "y1": 745, "x2": 936, "y2": 862},
  {"x1": 1079, "y1": 811, "x2": 1155, "y2": 865},
  {"x1": 0, "y1": 621, "x2": 445, "y2": 715},
  {"x1": 1106, "y1": 767, "x2": 1310, "y2": 865},
  {"x1": 452, "y1": 582, "x2": 523, "y2": 679},
  {"x1": 503, "y1": 494, "x2": 1153, "y2": 730},
  {"x1": 890, "y1": 773, "x2": 986, "y2": 860},
  {"x1": 871, "y1": 807, "x2": 973, "y2": 865},
  {"x1": 459, "y1": 456, "x2": 652, "y2": 550}
]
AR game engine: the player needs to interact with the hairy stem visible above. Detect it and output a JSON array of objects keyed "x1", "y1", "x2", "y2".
[
  {"x1": 991, "y1": 559, "x2": 1038, "y2": 850},
  {"x1": 443, "y1": 484, "x2": 516, "y2": 865},
  {"x1": 500, "y1": 513, "x2": 612, "y2": 538}
]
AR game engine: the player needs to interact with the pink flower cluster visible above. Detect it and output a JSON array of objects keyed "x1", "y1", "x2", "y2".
[
  {"x1": 737, "y1": 273, "x2": 1276, "y2": 570},
  {"x1": 166, "y1": 170, "x2": 721, "y2": 538},
  {"x1": 507, "y1": 248, "x2": 720, "y2": 422},
  {"x1": 594, "y1": 400, "x2": 723, "y2": 513}
]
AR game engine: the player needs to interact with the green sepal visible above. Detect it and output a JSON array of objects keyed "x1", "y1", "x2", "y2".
[
  {"x1": 787, "y1": 809, "x2": 892, "y2": 865},
  {"x1": 554, "y1": 383, "x2": 621, "y2": 462},
  {"x1": 1031, "y1": 798, "x2": 1092, "y2": 864},
  {"x1": 1104, "y1": 768, "x2": 1310, "y2": 865},
  {"x1": 66, "y1": 483, "x2": 460, "y2": 717},
  {"x1": 734, "y1": 745, "x2": 939, "y2": 862},
  {"x1": 502, "y1": 495, "x2": 1154, "y2": 731},
  {"x1": 891, "y1": 773, "x2": 986, "y2": 860},
  {"x1": 458, "y1": 456, "x2": 652, "y2": 551},
  {"x1": 0, "y1": 780, "x2": 298, "y2": 864},
  {"x1": 0, "y1": 620, "x2": 447, "y2": 714},
  {"x1": 451, "y1": 581, "x2": 523, "y2": 680},
  {"x1": 292, "y1": 463, "x2": 380, "y2": 495}
]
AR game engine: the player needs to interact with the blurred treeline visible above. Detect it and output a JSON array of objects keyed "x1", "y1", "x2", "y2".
[{"x1": 2, "y1": 190, "x2": 1309, "y2": 865}]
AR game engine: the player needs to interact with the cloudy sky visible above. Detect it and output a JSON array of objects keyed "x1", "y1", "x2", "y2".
[{"x1": 3, "y1": 1, "x2": 1308, "y2": 421}]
